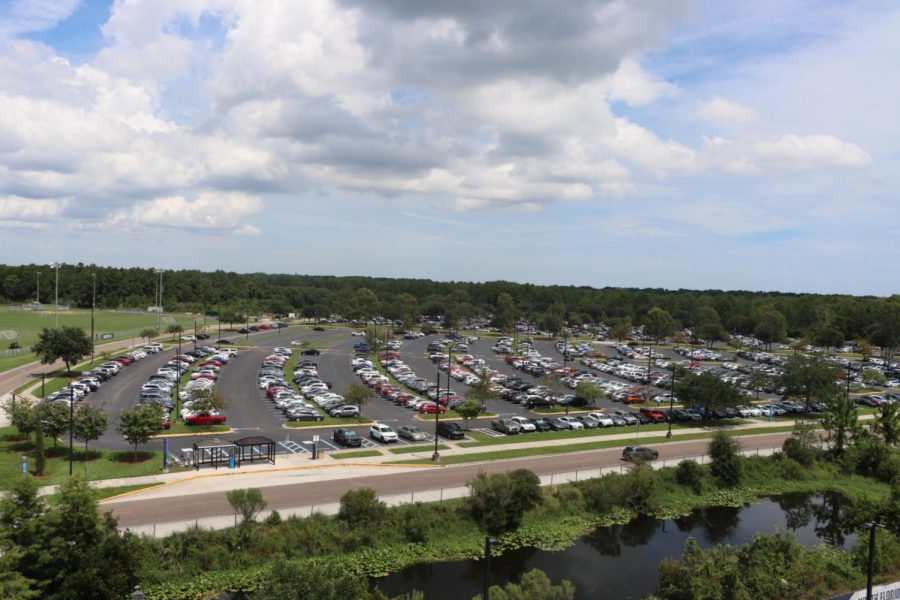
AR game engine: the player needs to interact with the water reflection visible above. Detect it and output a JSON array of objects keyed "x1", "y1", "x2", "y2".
[{"x1": 377, "y1": 493, "x2": 858, "y2": 600}]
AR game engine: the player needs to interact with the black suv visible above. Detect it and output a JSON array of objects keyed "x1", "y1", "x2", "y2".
[
  {"x1": 436, "y1": 421, "x2": 465, "y2": 440},
  {"x1": 333, "y1": 428, "x2": 362, "y2": 447},
  {"x1": 622, "y1": 446, "x2": 659, "y2": 462}
]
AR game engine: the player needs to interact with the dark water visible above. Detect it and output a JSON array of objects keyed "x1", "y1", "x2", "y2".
[{"x1": 376, "y1": 492, "x2": 858, "y2": 600}]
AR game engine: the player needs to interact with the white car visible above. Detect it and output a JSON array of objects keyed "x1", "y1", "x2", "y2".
[
  {"x1": 587, "y1": 412, "x2": 615, "y2": 427},
  {"x1": 369, "y1": 423, "x2": 399, "y2": 443},
  {"x1": 351, "y1": 331, "x2": 365, "y2": 336},
  {"x1": 509, "y1": 416, "x2": 536, "y2": 432},
  {"x1": 558, "y1": 416, "x2": 584, "y2": 430}
]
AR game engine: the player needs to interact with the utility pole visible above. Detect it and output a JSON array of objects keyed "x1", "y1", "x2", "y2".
[
  {"x1": 51, "y1": 262, "x2": 60, "y2": 328},
  {"x1": 36, "y1": 271, "x2": 40, "y2": 305},
  {"x1": 154, "y1": 268, "x2": 164, "y2": 331},
  {"x1": 91, "y1": 273, "x2": 96, "y2": 365}
]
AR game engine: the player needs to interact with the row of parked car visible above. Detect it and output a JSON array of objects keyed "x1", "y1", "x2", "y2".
[
  {"x1": 46, "y1": 346, "x2": 159, "y2": 407},
  {"x1": 355, "y1": 353, "x2": 452, "y2": 414}
]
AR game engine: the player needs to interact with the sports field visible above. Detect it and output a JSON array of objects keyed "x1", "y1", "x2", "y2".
[{"x1": 0, "y1": 306, "x2": 206, "y2": 373}]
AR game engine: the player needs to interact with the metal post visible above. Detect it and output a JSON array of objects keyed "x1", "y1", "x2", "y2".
[
  {"x1": 667, "y1": 364, "x2": 675, "y2": 438},
  {"x1": 483, "y1": 536, "x2": 495, "y2": 600},
  {"x1": 867, "y1": 522, "x2": 876, "y2": 600},
  {"x1": 68, "y1": 382, "x2": 74, "y2": 476},
  {"x1": 162, "y1": 438, "x2": 169, "y2": 473},
  {"x1": 90, "y1": 273, "x2": 96, "y2": 365},
  {"x1": 432, "y1": 370, "x2": 441, "y2": 461},
  {"x1": 52, "y1": 262, "x2": 60, "y2": 328},
  {"x1": 36, "y1": 271, "x2": 40, "y2": 304},
  {"x1": 176, "y1": 337, "x2": 182, "y2": 418},
  {"x1": 41, "y1": 373, "x2": 45, "y2": 398}
]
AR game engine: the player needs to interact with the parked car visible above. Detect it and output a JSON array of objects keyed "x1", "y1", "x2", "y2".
[
  {"x1": 184, "y1": 412, "x2": 226, "y2": 425},
  {"x1": 491, "y1": 418, "x2": 522, "y2": 434},
  {"x1": 436, "y1": 421, "x2": 464, "y2": 440},
  {"x1": 302, "y1": 348, "x2": 321, "y2": 356},
  {"x1": 622, "y1": 445, "x2": 659, "y2": 462},
  {"x1": 369, "y1": 423, "x2": 398, "y2": 443},
  {"x1": 398, "y1": 425, "x2": 427, "y2": 442},
  {"x1": 333, "y1": 428, "x2": 362, "y2": 447}
]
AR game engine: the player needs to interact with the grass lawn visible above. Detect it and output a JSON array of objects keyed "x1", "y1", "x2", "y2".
[
  {"x1": 44, "y1": 483, "x2": 161, "y2": 505},
  {"x1": 284, "y1": 416, "x2": 373, "y2": 428},
  {"x1": 0, "y1": 306, "x2": 201, "y2": 373},
  {"x1": 392, "y1": 425, "x2": 799, "y2": 466},
  {"x1": 388, "y1": 444, "x2": 450, "y2": 454},
  {"x1": 331, "y1": 449, "x2": 382, "y2": 460},
  {"x1": 414, "y1": 411, "x2": 496, "y2": 422},
  {"x1": 0, "y1": 426, "x2": 175, "y2": 490},
  {"x1": 163, "y1": 422, "x2": 231, "y2": 435}
]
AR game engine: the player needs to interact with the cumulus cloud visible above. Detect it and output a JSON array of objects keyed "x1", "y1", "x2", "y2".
[
  {"x1": 0, "y1": 0, "x2": 81, "y2": 36},
  {"x1": 608, "y1": 58, "x2": 679, "y2": 106},
  {"x1": 702, "y1": 134, "x2": 872, "y2": 172},
  {"x1": 695, "y1": 96, "x2": 757, "y2": 125},
  {"x1": 0, "y1": 196, "x2": 64, "y2": 220},
  {"x1": 93, "y1": 192, "x2": 263, "y2": 235}
]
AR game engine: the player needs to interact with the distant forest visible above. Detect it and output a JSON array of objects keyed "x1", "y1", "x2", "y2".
[{"x1": 0, "y1": 263, "x2": 897, "y2": 350}]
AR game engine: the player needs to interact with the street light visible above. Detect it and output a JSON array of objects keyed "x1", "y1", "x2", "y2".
[
  {"x1": 154, "y1": 268, "x2": 164, "y2": 331},
  {"x1": 90, "y1": 273, "x2": 96, "y2": 365},
  {"x1": 432, "y1": 370, "x2": 441, "y2": 461},
  {"x1": 483, "y1": 536, "x2": 499, "y2": 600},
  {"x1": 51, "y1": 262, "x2": 60, "y2": 328},
  {"x1": 68, "y1": 380, "x2": 74, "y2": 476},
  {"x1": 864, "y1": 521, "x2": 889, "y2": 600},
  {"x1": 667, "y1": 363, "x2": 677, "y2": 438},
  {"x1": 35, "y1": 271, "x2": 40, "y2": 305}
]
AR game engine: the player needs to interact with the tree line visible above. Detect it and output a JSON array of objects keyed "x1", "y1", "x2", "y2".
[{"x1": 1, "y1": 262, "x2": 897, "y2": 350}]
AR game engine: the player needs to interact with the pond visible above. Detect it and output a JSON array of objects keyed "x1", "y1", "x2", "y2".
[{"x1": 376, "y1": 492, "x2": 858, "y2": 600}]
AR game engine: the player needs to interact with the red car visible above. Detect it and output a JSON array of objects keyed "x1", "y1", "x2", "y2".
[
  {"x1": 185, "y1": 413, "x2": 226, "y2": 425},
  {"x1": 419, "y1": 403, "x2": 446, "y2": 414},
  {"x1": 266, "y1": 386, "x2": 287, "y2": 398},
  {"x1": 639, "y1": 408, "x2": 667, "y2": 423}
]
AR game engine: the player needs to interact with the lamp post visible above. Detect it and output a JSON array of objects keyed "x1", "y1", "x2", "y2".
[
  {"x1": 864, "y1": 521, "x2": 888, "y2": 600},
  {"x1": 68, "y1": 377, "x2": 74, "y2": 476},
  {"x1": 90, "y1": 273, "x2": 96, "y2": 365},
  {"x1": 51, "y1": 262, "x2": 60, "y2": 328},
  {"x1": 432, "y1": 370, "x2": 441, "y2": 461},
  {"x1": 154, "y1": 268, "x2": 164, "y2": 331},
  {"x1": 667, "y1": 363, "x2": 676, "y2": 438},
  {"x1": 483, "y1": 536, "x2": 499, "y2": 600},
  {"x1": 36, "y1": 271, "x2": 40, "y2": 305}
]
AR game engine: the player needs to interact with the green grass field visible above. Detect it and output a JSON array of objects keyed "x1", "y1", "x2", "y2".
[{"x1": 0, "y1": 306, "x2": 203, "y2": 373}]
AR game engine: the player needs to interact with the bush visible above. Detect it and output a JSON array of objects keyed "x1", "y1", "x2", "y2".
[
  {"x1": 467, "y1": 469, "x2": 543, "y2": 535},
  {"x1": 708, "y1": 432, "x2": 742, "y2": 487},
  {"x1": 778, "y1": 457, "x2": 808, "y2": 481},
  {"x1": 675, "y1": 460, "x2": 704, "y2": 494},
  {"x1": 623, "y1": 463, "x2": 659, "y2": 513},
  {"x1": 782, "y1": 437, "x2": 818, "y2": 468},
  {"x1": 477, "y1": 568, "x2": 576, "y2": 600},
  {"x1": 338, "y1": 488, "x2": 386, "y2": 529},
  {"x1": 579, "y1": 473, "x2": 627, "y2": 514},
  {"x1": 252, "y1": 556, "x2": 370, "y2": 600},
  {"x1": 843, "y1": 437, "x2": 899, "y2": 482}
]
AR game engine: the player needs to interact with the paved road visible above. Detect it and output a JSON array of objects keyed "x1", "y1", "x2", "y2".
[{"x1": 103, "y1": 431, "x2": 792, "y2": 528}]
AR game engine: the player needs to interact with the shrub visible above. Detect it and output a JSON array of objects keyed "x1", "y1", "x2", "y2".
[
  {"x1": 338, "y1": 488, "x2": 386, "y2": 529},
  {"x1": 467, "y1": 469, "x2": 543, "y2": 535},
  {"x1": 478, "y1": 568, "x2": 576, "y2": 600},
  {"x1": 842, "y1": 436, "x2": 899, "y2": 482},
  {"x1": 579, "y1": 473, "x2": 627, "y2": 514},
  {"x1": 708, "y1": 432, "x2": 742, "y2": 487},
  {"x1": 623, "y1": 463, "x2": 659, "y2": 513},
  {"x1": 782, "y1": 437, "x2": 818, "y2": 468},
  {"x1": 675, "y1": 460, "x2": 704, "y2": 494},
  {"x1": 778, "y1": 457, "x2": 808, "y2": 481}
]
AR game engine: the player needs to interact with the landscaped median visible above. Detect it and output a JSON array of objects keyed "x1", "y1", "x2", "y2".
[
  {"x1": 331, "y1": 449, "x2": 382, "y2": 460},
  {"x1": 388, "y1": 425, "x2": 800, "y2": 466}
]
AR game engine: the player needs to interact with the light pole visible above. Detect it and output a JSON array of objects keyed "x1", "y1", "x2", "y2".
[
  {"x1": 483, "y1": 536, "x2": 499, "y2": 600},
  {"x1": 36, "y1": 271, "x2": 40, "y2": 305},
  {"x1": 154, "y1": 268, "x2": 164, "y2": 331},
  {"x1": 864, "y1": 521, "x2": 888, "y2": 600},
  {"x1": 667, "y1": 363, "x2": 676, "y2": 438},
  {"x1": 68, "y1": 377, "x2": 74, "y2": 476},
  {"x1": 51, "y1": 262, "x2": 60, "y2": 328},
  {"x1": 90, "y1": 273, "x2": 96, "y2": 365},
  {"x1": 432, "y1": 370, "x2": 441, "y2": 461}
]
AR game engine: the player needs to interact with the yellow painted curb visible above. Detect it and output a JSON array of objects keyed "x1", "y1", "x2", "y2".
[
  {"x1": 99, "y1": 483, "x2": 167, "y2": 502},
  {"x1": 151, "y1": 427, "x2": 234, "y2": 439}
]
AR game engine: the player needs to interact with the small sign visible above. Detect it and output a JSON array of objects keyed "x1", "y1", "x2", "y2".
[
  {"x1": 99, "y1": 333, "x2": 114, "y2": 340},
  {"x1": 832, "y1": 581, "x2": 900, "y2": 600},
  {"x1": 313, "y1": 435, "x2": 320, "y2": 443}
]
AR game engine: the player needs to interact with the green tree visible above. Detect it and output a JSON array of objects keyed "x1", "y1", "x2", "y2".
[
  {"x1": 116, "y1": 403, "x2": 163, "y2": 461},
  {"x1": 610, "y1": 317, "x2": 632, "y2": 342},
  {"x1": 165, "y1": 324, "x2": 184, "y2": 336},
  {"x1": 338, "y1": 488, "x2": 386, "y2": 529},
  {"x1": 644, "y1": 307, "x2": 675, "y2": 344},
  {"x1": 33, "y1": 419, "x2": 45, "y2": 475},
  {"x1": 708, "y1": 432, "x2": 742, "y2": 487},
  {"x1": 40, "y1": 476, "x2": 140, "y2": 599},
  {"x1": 476, "y1": 569, "x2": 576, "y2": 600},
  {"x1": 492, "y1": 292, "x2": 517, "y2": 332},
  {"x1": 187, "y1": 388, "x2": 227, "y2": 414},
  {"x1": 36, "y1": 401, "x2": 69, "y2": 449},
  {"x1": 393, "y1": 292, "x2": 420, "y2": 330},
  {"x1": 455, "y1": 400, "x2": 482, "y2": 430},
  {"x1": 139, "y1": 328, "x2": 157, "y2": 343},
  {"x1": 674, "y1": 372, "x2": 744, "y2": 418},
  {"x1": 780, "y1": 353, "x2": 840, "y2": 411},
  {"x1": 856, "y1": 338, "x2": 874, "y2": 361},
  {"x1": 73, "y1": 404, "x2": 108, "y2": 456},
  {"x1": 693, "y1": 306, "x2": 728, "y2": 347},
  {"x1": 467, "y1": 469, "x2": 542, "y2": 535},
  {"x1": 226, "y1": 488, "x2": 267, "y2": 524},
  {"x1": 782, "y1": 419, "x2": 821, "y2": 467},
  {"x1": 31, "y1": 326, "x2": 93, "y2": 375},
  {"x1": 1, "y1": 395, "x2": 37, "y2": 442},
  {"x1": 574, "y1": 381, "x2": 603, "y2": 407},
  {"x1": 467, "y1": 374, "x2": 498, "y2": 409},
  {"x1": 218, "y1": 310, "x2": 244, "y2": 329},
  {"x1": 353, "y1": 287, "x2": 381, "y2": 323},
  {"x1": 874, "y1": 401, "x2": 900, "y2": 446},
  {"x1": 861, "y1": 368, "x2": 887, "y2": 386},
  {"x1": 754, "y1": 304, "x2": 787, "y2": 350},
  {"x1": 539, "y1": 312, "x2": 564, "y2": 338},
  {"x1": 343, "y1": 383, "x2": 376, "y2": 417},
  {"x1": 822, "y1": 393, "x2": 860, "y2": 456},
  {"x1": 364, "y1": 326, "x2": 383, "y2": 355},
  {"x1": 0, "y1": 477, "x2": 44, "y2": 598},
  {"x1": 746, "y1": 369, "x2": 773, "y2": 399}
]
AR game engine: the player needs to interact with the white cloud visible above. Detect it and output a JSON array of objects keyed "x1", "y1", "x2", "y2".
[
  {"x1": 695, "y1": 96, "x2": 757, "y2": 124},
  {"x1": 0, "y1": 0, "x2": 81, "y2": 36},
  {"x1": 753, "y1": 134, "x2": 872, "y2": 169},
  {"x1": 125, "y1": 192, "x2": 263, "y2": 233},
  {"x1": 0, "y1": 196, "x2": 64, "y2": 221},
  {"x1": 608, "y1": 58, "x2": 679, "y2": 106}
]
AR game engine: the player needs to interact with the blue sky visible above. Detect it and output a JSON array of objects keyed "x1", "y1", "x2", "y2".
[{"x1": 0, "y1": 0, "x2": 897, "y2": 295}]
